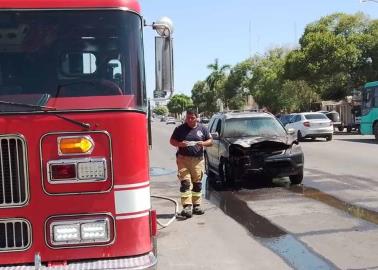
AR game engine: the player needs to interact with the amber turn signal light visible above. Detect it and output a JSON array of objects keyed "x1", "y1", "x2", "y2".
[{"x1": 58, "y1": 136, "x2": 94, "y2": 155}]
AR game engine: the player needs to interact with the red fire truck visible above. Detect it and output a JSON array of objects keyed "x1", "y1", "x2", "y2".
[{"x1": 0, "y1": 0, "x2": 174, "y2": 269}]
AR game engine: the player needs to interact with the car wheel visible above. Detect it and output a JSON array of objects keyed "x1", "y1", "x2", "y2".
[
  {"x1": 297, "y1": 131, "x2": 303, "y2": 141},
  {"x1": 326, "y1": 135, "x2": 332, "y2": 141},
  {"x1": 337, "y1": 126, "x2": 344, "y2": 132},
  {"x1": 204, "y1": 153, "x2": 215, "y2": 178},
  {"x1": 289, "y1": 170, "x2": 303, "y2": 185},
  {"x1": 374, "y1": 122, "x2": 378, "y2": 141},
  {"x1": 220, "y1": 160, "x2": 235, "y2": 187}
]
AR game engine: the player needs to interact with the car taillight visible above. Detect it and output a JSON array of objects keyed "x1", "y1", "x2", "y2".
[{"x1": 303, "y1": 121, "x2": 310, "y2": 127}]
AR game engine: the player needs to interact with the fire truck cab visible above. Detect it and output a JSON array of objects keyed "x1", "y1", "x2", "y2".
[{"x1": 0, "y1": 0, "x2": 173, "y2": 269}]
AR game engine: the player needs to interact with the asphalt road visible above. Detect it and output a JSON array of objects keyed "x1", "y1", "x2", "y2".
[{"x1": 150, "y1": 121, "x2": 378, "y2": 270}]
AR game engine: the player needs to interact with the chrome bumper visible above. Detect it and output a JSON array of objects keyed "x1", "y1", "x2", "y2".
[{"x1": 0, "y1": 252, "x2": 157, "y2": 270}]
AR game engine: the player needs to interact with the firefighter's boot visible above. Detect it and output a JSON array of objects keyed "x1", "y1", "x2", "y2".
[
  {"x1": 180, "y1": 205, "x2": 193, "y2": 218},
  {"x1": 193, "y1": 204, "x2": 205, "y2": 215}
]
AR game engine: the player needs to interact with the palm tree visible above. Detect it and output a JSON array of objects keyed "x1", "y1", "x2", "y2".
[{"x1": 206, "y1": 59, "x2": 230, "y2": 109}]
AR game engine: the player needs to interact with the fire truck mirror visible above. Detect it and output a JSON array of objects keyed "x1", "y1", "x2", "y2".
[{"x1": 155, "y1": 36, "x2": 174, "y2": 98}]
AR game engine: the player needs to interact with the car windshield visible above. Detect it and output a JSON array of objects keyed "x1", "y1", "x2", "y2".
[
  {"x1": 223, "y1": 117, "x2": 287, "y2": 138},
  {"x1": 304, "y1": 113, "x2": 328, "y2": 120},
  {"x1": 0, "y1": 10, "x2": 145, "y2": 113}
]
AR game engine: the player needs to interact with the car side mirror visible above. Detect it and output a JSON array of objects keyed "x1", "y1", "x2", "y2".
[
  {"x1": 210, "y1": 132, "x2": 219, "y2": 140},
  {"x1": 287, "y1": 128, "x2": 295, "y2": 135}
]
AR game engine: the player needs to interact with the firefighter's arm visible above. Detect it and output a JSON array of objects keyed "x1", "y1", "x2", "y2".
[{"x1": 196, "y1": 138, "x2": 213, "y2": 147}]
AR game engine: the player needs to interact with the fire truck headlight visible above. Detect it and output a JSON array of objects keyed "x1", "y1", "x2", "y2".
[
  {"x1": 58, "y1": 136, "x2": 94, "y2": 155},
  {"x1": 53, "y1": 224, "x2": 80, "y2": 243},
  {"x1": 81, "y1": 221, "x2": 109, "y2": 241},
  {"x1": 50, "y1": 217, "x2": 111, "y2": 246}
]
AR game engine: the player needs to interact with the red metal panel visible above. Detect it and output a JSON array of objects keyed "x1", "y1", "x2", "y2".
[
  {"x1": 0, "y1": 0, "x2": 140, "y2": 12},
  {"x1": 0, "y1": 111, "x2": 151, "y2": 265}
]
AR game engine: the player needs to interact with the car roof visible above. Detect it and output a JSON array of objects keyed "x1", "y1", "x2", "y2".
[{"x1": 213, "y1": 111, "x2": 274, "y2": 120}]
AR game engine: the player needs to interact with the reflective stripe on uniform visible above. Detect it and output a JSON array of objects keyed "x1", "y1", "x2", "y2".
[
  {"x1": 180, "y1": 190, "x2": 192, "y2": 198},
  {"x1": 191, "y1": 191, "x2": 202, "y2": 197}
]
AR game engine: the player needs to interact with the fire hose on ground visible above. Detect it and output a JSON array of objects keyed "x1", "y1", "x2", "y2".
[{"x1": 150, "y1": 195, "x2": 178, "y2": 228}]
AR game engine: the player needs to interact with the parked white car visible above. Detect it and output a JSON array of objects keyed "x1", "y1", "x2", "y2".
[
  {"x1": 285, "y1": 112, "x2": 333, "y2": 141},
  {"x1": 166, "y1": 117, "x2": 176, "y2": 125}
]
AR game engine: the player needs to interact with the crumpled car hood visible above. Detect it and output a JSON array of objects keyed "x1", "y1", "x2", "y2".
[{"x1": 226, "y1": 136, "x2": 291, "y2": 149}]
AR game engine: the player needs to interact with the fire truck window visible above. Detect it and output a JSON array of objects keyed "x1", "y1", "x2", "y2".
[
  {"x1": 61, "y1": 53, "x2": 97, "y2": 75},
  {"x1": 107, "y1": 59, "x2": 122, "y2": 86}
]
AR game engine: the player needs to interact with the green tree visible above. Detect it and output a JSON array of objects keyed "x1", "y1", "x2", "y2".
[
  {"x1": 191, "y1": 81, "x2": 218, "y2": 115},
  {"x1": 247, "y1": 48, "x2": 289, "y2": 113},
  {"x1": 223, "y1": 60, "x2": 253, "y2": 110},
  {"x1": 167, "y1": 94, "x2": 193, "y2": 115},
  {"x1": 285, "y1": 12, "x2": 378, "y2": 100},
  {"x1": 153, "y1": 106, "x2": 168, "y2": 116}
]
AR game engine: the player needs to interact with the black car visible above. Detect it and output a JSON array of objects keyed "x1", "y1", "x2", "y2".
[{"x1": 205, "y1": 111, "x2": 304, "y2": 186}]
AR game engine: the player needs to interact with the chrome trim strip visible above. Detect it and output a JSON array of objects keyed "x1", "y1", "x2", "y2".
[
  {"x1": 0, "y1": 252, "x2": 157, "y2": 270},
  {"x1": 0, "y1": 135, "x2": 30, "y2": 208},
  {"x1": 47, "y1": 157, "x2": 107, "y2": 184},
  {"x1": 57, "y1": 135, "x2": 95, "y2": 156},
  {"x1": 114, "y1": 181, "x2": 150, "y2": 189},
  {"x1": 0, "y1": 218, "x2": 32, "y2": 253},
  {"x1": 45, "y1": 213, "x2": 115, "y2": 250},
  {"x1": 40, "y1": 131, "x2": 113, "y2": 196}
]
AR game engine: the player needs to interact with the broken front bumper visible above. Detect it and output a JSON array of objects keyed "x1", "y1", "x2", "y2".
[
  {"x1": 232, "y1": 151, "x2": 304, "y2": 179},
  {"x1": 0, "y1": 252, "x2": 157, "y2": 270}
]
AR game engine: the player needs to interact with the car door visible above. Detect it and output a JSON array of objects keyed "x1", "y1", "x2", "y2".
[
  {"x1": 212, "y1": 118, "x2": 223, "y2": 169},
  {"x1": 206, "y1": 118, "x2": 219, "y2": 168}
]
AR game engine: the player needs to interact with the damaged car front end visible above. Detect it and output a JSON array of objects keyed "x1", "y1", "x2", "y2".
[{"x1": 228, "y1": 137, "x2": 304, "y2": 184}]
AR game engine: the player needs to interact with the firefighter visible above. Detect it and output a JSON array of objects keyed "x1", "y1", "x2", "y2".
[{"x1": 170, "y1": 109, "x2": 213, "y2": 218}]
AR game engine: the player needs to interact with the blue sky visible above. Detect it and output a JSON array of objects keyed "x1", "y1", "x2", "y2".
[{"x1": 139, "y1": 0, "x2": 378, "y2": 98}]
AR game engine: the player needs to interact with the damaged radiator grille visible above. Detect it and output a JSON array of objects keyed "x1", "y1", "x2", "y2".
[
  {"x1": 0, "y1": 136, "x2": 28, "y2": 207},
  {"x1": 0, "y1": 219, "x2": 31, "y2": 251}
]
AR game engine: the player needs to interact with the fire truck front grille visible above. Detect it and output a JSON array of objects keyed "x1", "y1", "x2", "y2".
[
  {"x1": 0, "y1": 219, "x2": 31, "y2": 251},
  {"x1": 0, "y1": 136, "x2": 28, "y2": 207}
]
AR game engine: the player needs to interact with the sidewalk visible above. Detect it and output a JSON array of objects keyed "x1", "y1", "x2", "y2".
[{"x1": 150, "y1": 173, "x2": 291, "y2": 270}]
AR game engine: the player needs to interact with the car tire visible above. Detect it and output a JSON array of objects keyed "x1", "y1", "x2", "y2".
[
  {"x1": 289, "y1": 170, "x2": 303, "y2": 185},
  {"x1": 297, "y1": 131, "x2": 303, "y2": 141},
  {"x1": 220, "y1": 159, "x2": 235, "y2": 187},
  {"x1": 326, "y1": 135, "x2": 332, "y2": 141},
  {"x1": 338, "y1": 126, "x2": 344, "y2": 132}
]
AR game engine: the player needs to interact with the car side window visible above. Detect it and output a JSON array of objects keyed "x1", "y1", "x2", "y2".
[
  {"x1": 215, "y1": 119, "x2": 222, "y2": 134},
  {"x1": 294, "y1": 115, "x2": 301, "y2": 122},
  {"x1": 209, "y1": 119, "x2": 219, "y2": 133}
]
